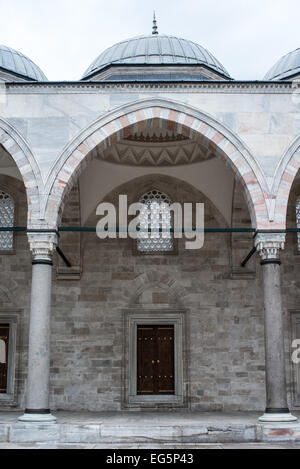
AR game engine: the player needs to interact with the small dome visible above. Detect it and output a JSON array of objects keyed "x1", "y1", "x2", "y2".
[
  {"x1": 264, "y1": 48, "x2": 300, "y2": 81},
  {"x1": 0, "y1": 45, "x2": 47, "y2": 81},
  {"x1": 82, "y1": 34, "x2": 230, "y2": 80}
]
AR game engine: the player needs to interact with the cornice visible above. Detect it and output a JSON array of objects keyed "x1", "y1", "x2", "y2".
[{"x1": 2, "y1": 80, "x2": 296, "y2": 95}]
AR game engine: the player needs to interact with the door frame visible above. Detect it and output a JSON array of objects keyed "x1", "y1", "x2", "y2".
[
  {"x1": 0, "y1": 312, "x2": 20, "y2": 406},
  {"x1": 123, "y1": 310, "x2": 188, "y2": 408}
]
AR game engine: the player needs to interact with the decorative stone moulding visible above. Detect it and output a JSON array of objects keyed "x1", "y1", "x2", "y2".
[
  {"x1": 3, "y1": 81, "x2": 296, "y2": 92},
  {"x1": 27, "y1": 232, "x2": 58, "y2": 262},
  {"x1": 259, "y1": 413, "x2": 298, "y2": 423},
  {"x1": 123, "y1": 132, "x2": 189, "y2": 143},
  {"x1": 97, "y1": 139, "x2": 214, "y2": 167},
  {"x1": 254, "y1": 233, "x2": 286, "y2": 261},
  {"x1": 18, "y1": 413, "x2": 57, "y2": 423}
]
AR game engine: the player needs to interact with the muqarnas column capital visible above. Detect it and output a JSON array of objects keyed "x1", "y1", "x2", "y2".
[
  {"x1": 254, "y1": 232, "x2": 286, "y2": 262},
  {"x1": 27, "y1": 232, "x2": 58, "y2": 263}
]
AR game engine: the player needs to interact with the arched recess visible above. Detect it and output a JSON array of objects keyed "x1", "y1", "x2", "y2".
[
  {"x1": 44, "y1": 98, "x2": 270, "y2": 229},
  {"x1": 273, "y1": 135, "x2": 300, "y2": 228},
  {"x1": 127, "y1": 271, "x2": 188, "y2": 307},
  {"x1": 83, "y1": 172, "x2": 229, "y2": 230},
  {"x1": 0, "y1": 118, "x2": 42, "y2": 224}
]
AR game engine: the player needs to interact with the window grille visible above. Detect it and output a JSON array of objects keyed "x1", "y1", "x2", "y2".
[
  {"x1": 137, "y1": 189, "x2": 174, "y2": 253},
  {"x1": 0, "y1": 191, "x2": 14, "y2": 251}
]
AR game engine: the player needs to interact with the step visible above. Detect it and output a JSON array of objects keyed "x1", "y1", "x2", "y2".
[{"x1": 1, "y1": 421, "x2": 300, "y2": 444}]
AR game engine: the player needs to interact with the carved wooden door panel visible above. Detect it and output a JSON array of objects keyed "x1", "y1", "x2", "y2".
[
  {"x1": 137, "y1": 325, "x2": 175, "y2": 395},
  {"x1": 0, "y1": 325, "x2": 9, "y2": 394},
  {"x1": 156, "y1": 326, "x2": 175, "y2": 395}
]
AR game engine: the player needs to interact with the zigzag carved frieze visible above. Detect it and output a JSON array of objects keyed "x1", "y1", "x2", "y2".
[{"x1": 94, "y1": 140, "x2": 216, "y2": 166}]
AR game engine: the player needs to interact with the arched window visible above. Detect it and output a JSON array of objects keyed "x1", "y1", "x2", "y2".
[
  {"x1": 137, "y1": 189, "x2": 174, "y2": 253},
  {"x1": 0, "y1": 191, "x2": 14, "y2": 251},
  {"x1": 297, "y1": 197, "x2": 300, "y2": 251}
]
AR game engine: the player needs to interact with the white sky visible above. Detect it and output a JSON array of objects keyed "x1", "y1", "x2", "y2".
[{"x1": 0, "y1": 0, "x2": 299, "y2": 81}]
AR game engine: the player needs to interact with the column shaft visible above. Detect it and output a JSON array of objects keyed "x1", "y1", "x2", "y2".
[
  {"x1": 261, "y1": 261, "x2": 288, "y2": 412},
  {"x1": 19, "y1": 232, "x2": 57, "y2": 423},
  {"x1": 25, "y1": 262, "x2": 53, "y2": 413},
  {"x1": 255, "y1": 232, "x2": 297, "y2": 423}
]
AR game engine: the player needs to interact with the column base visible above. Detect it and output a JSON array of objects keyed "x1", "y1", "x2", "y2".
[
  {"x1": 259, "y1": 413, "x2": 298, "y2": 423},
  {"x1": 18, "y1": 411, "x2": 57, "y2": 423}
]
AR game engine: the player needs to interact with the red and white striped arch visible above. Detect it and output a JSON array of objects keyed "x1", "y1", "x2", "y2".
[
  {"x1": 0, "y1": 119, "x2": 41, "y2": 224},
  {"x1": 43, "y1": 100, "x2": 270, "y2": 230},
  {"x1": 274, "y1": 142, "x2": 300, "y2": 227}
]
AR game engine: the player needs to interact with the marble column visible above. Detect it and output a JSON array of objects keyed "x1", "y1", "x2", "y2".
[
  {"x1": 255, "y1": 233, "x2": 297, "y2": 423},
  {"x1": 19, "y1": 232, "x2": 58, "y2": 423}
]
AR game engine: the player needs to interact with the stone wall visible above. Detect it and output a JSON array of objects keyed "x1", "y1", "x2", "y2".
[{"x1": 49, "y1": 175, "x2": 266, "y2": 412}]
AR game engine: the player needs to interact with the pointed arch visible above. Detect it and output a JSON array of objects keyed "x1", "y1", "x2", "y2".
[
  {"x1": 128, "y1": 271, "x2": 187, "y2": 307},
  {"x1": 44, "y1": 98, "x2": 270, "y2": 229},
  {"x1": 273, "y1": 134, "x2": 300, "y2": 228},
  {"x1": 0, "y1": 118, "x2": 42, "y2": 224}
]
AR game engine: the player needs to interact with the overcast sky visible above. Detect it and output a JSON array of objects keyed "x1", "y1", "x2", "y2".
[{"x1": 0, "y1": 0, "x2": 299, "y2": 81}]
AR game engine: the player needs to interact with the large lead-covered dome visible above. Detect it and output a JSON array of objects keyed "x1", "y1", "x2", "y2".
[
  {"x1": 82, "y1": 34, "x2": 231, "y2": 81},
  {"x1": 0, "y1": 45, "x2": 47, "y2": 81},
  {"x1": 264, "y1": 48, "x2": 300, "y2": 81}
]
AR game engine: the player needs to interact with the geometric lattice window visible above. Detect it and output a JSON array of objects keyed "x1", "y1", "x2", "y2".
[
  {"x1": 137, "y1": 189, "x2": 174, "y2": 253},
  {"x1": 0, "y1": 191, "x2": 14, "y2": 251},
  {"x1": 297, "y1": 197, "x2": 300, "y2": 251}
]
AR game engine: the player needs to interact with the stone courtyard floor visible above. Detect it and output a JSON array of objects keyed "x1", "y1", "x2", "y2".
[
  {"x1": 0, "y1": 442, "x2": 300, "y2": 449},
  {"x1": 1, "y1": 411, "x2": 300, "y2": 446},
  {"x1": 0, "y1": 442, "x2": 300, "y2": 452}
]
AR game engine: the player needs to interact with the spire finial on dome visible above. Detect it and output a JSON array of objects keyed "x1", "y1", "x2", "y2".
[{"x1": 152, "y1": 11, "x2": 158, "y2": 35}]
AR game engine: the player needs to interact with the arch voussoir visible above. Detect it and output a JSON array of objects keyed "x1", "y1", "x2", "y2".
[
  {"x1": 0, "y1": 121, "x2": 41, "y2": 225},
  {"x1": 274, "y1": 145, "x2": 300, "y2": 227}
]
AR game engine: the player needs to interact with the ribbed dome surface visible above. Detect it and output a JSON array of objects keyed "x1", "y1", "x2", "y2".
[
  {"x1": 0, "y1": 45, "x2": 47, "y2": 81},
  {"x1": 264, "y1": 48, "x2": 300, "y2": 80},
  {"x1": 82, "y1": 34, "x2": 230, "y2": 79}
]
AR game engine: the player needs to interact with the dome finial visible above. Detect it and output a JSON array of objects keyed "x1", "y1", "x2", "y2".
[{"x1": 152, "y1": 11, "x2": 158, "y2": 35}]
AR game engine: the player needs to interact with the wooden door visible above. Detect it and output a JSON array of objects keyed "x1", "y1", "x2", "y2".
[
  {"x1": 0, "y1": 324, "x2": 9, "y2": 394},
  {"x1": 137, "y1": 325, "x2": 175, "y2": 395}
]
